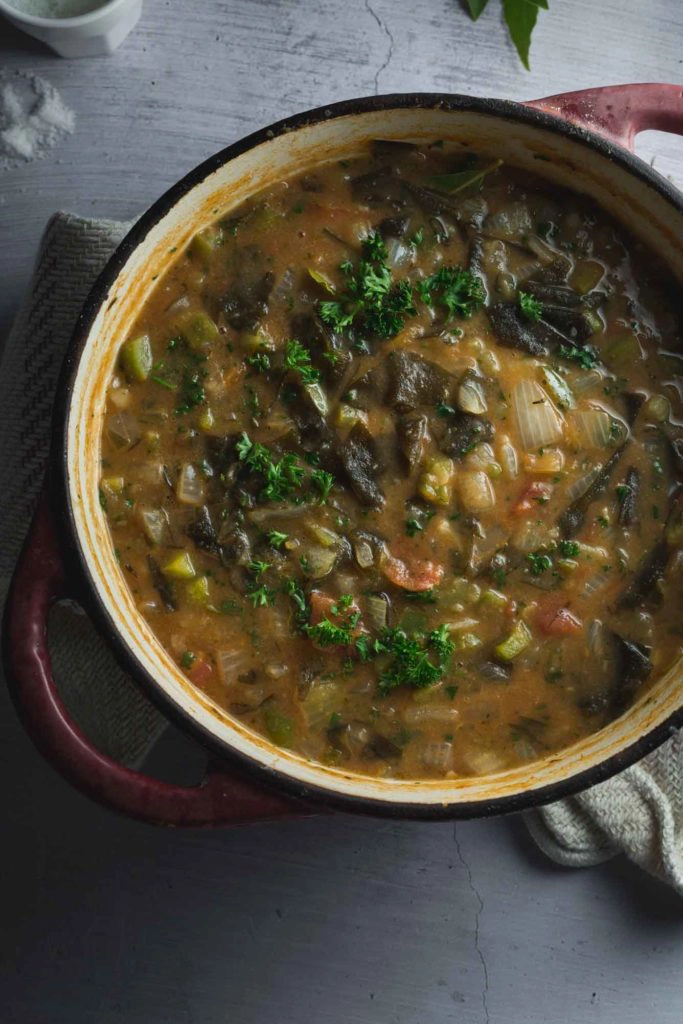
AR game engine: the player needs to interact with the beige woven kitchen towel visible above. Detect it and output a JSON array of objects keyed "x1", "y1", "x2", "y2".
[
  {"x1": 0, "y1": 212, "x2": 166, "y2": 768},
  {"x1": 2, "y1": 212, "x2": 682, "y2": 888}
]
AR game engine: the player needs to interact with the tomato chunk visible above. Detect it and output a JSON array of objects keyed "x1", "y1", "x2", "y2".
[
  {"x1": 381, "y1": 547, "x2": 445, "y2": 591},
  {"x1": 536, "y1": 601, "x2": 583, "y2": 636},
  {"x1": 188, "y1": 656, "x2": 213, "y2": 686},
  {"x1": 513, "y1": 480, "x2": 553, "y2": 515}
]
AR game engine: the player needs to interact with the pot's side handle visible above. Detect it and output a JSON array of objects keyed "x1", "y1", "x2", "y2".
[
  {"x1": 526, "y1": 83, "x2": 683, "y2": 151},
  {"x1": 3, "y1": 487, "x2": 306, "y2": 827}
]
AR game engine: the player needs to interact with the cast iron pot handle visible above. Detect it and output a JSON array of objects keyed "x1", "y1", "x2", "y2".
[
  {"x1": 3, "y1": 486, "x2": 307, "y2": 826},
  {"x1": 527, "y1": 82, "x2": 683, "y2": 150}
]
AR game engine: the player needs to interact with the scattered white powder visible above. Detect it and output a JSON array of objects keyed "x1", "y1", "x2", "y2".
[
  {"x1": 4, "y1": 0, "x2": 105, "y2": 17},
  {"x1": 0, "y1": 72, "x2": 75, "y2": 171}
]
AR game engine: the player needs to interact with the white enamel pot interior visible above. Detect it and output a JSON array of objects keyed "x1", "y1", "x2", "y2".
[{"x1": 59, "y1": 95, "x2": 683, "y2": 817}]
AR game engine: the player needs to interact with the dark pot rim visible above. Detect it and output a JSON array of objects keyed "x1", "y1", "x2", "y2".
[{"x1": 50, "y1": 91, "x2": 683, "y2": 820}]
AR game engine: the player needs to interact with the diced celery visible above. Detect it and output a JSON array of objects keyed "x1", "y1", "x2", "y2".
[
  {"x1": 121, "y1": 334, "x2": 153, "y2": 382},
  {"x1": 556, "y1": 558, "x2": 579, "y2": 576},
  {"x1": 145, "y1": 430, "x2": 160, "y2": 452},
  {"x1": 262, "y1": 704, "x2": 294, "y2": 747},
  {"x1": 242, "y1": 329, "x2": 274, "y2": 353},
  {"x1": 604, "y1": 332, "x2": 642, "y2": 371},
  {"x1": 302, "y1": 681, "x2": 343, "y2": 728},
  {"x1": 186, "y1": 575, "x2": 210, "y2": 603},
  {"x1": 308, "y1": 268, "x2": 336, "y2": 294},
  {"x1": 643, "y1": 394, "x2": 670, "y2": 423},
  {"x1": 179, "y1": 311, "x2": 219, "y2": 351},
  {"x1": 666, "y1": 508, "x2": 683, "y2": 548},
  {"x1": 101, "y1": 476, "x2": 125, "y2": 495},
  {"x1": 335, "y1": 403, "x2": 364, "y2": 429},
  {"x1": 480, "y1": 588, "x2": 507, "y2": 609},
  {"x1": 440, "y1": 577, "x2": 481, "y2": 610},
  {"x1": 495, "y1": 620, "x2": 532, "y2": 661},
  {"x1": 541, "y1": 366, "x2": 575, "y2": 410},
  {"x1": 198, "y1": 407, "x2": 215, "y2": 432},
  {"x1": 570, "y1": 259, "x2": 605, "y2": 295},
  {"x1": 190, "y1": 226, "x2": 223, "y2": 261},
  {"x1": 303, "y1": 382, "x2": 328, "y2": 417},
  {"x1": 418, "y1": 455, "x2": 456, "y2": 506},
  {"x1": 457, "y1": 632, "x2": 482, "y2": 651},
  {"x1": 304, "y1": 521, "x2": 341, "y2": 549},
  {"x1": 163, "y1": 552, "x2": 196, "y2": 580}
]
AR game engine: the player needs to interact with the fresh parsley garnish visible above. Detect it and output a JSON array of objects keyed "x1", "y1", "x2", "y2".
[
  {"x1": 527, "y1": 551, "x2": 553, "y2": 575},
  {"x1": 558, "y1": 540, "x2": 580, "y2": 558},
  {"x1": 174, "y1": 369, "x2": 206, "y2": 415},
  {"x1": 267, "y1": 530, "x2": 288, "y2": 548},
  {"x1": 418, "y1": 265, "x2": 485, "y2": 321},
  {"x1": 405, "y1": 518, "x2": 423, "y2": 537},
  {"x1": 236, "y1": 433, "x2": 305, "y2": 503},
  {"x1": 247, "y1": 584, "x2": 277, "y2": 608},
  {"x1": 375, "y1": 625, "x2": 455, "y2": 695},
  {"x1": 319, "y1": 231, "x2": 416, "y2": 339},
  {"x1": 518, "y1": 290, "x2": 543, "y2": 321},
  {"x1": 284, "y1": 339, "x2": 321, "y2": 385},
  {"x1": 248, "y1": 560, "x2": 271, "y2": 577},
  {"x1": 311, "y1": 469, "x2": 335, "y2": 502},
  {"x1": 246, "y1": 351, "x2": 271, "y2": 372},
  {"x1": 558, "y1": 343, "x2": 599, "y2": 369}
]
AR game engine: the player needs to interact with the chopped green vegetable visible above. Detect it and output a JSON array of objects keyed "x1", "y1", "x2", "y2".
[
  {"x1": 430, "y1": 159, "x2": 503, "y2": 194},
  {"x1": 121, "y1": 334, "x2": 153, "y2": 382},
  {"x1": 418, "y1": 266, "x2": 485, "y2": 321},
  {"x1": 248, "y1": 584, "x2": 277, "y2": 607},
  {"x1": 284, "y1": 339, "x2": 321, "y2": 385},
  {"x1": 311, "y1": 469, "x2": 335, "y2": 502},
  {"x1": 319, "y1": 231, "x2": 416, "y2": 339},
  {"x1": 405, "y1": 518, "x2": 424, "y2": 537},
  {"x1": 262, "y1": 704, "x2": 294, "y2": 746},
  {"x1": 236, "y1": 433, "x2": 305, "y2": 503},
  {"x1": 527, "y1": 551, "x2": 553, "y2": 575},
  {"x1": 376, "y1": 624, "x2": 456, "y2": 695},
  {"x1": 267, "y1": 530, "x2": 289, "y2": 548},
  {"x1": 180, "y1": 650, "x2": 196, "y2": 670},
  {"x1": 518, "y1": 290, "x2": 543, "y2": 322},
  {"x1": 558, "y1": 540, "x2": 580, "y2": 558},
  {"x1": 163, "y1": 552, "x2": 196, "y2": 580},
  {"x1": 558, "y1": 344, "x2": 599, "y2": 370},
  {"x1": 495, "y1": 619, "x2": 532, "y2": 661}
]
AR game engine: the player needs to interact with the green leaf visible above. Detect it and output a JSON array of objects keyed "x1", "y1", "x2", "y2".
[
  {"x1": 466, "y1": 0, "x2": 491, "y2": 19},
  {"x1": 502, "y1": 0, "x2": 548, "y2": 70},
  {"x1": 430, "y1": 158, "x2": 503, "y2": 194}
]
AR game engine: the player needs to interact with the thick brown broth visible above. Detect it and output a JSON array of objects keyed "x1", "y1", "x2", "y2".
[{"x1": 100, "y1": 141, "x2": 683, "y2": 779}]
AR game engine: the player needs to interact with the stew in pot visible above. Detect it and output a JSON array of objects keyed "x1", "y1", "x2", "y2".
[{"x1": 99, "y1": 140, "x2": 683, "y2": 779}]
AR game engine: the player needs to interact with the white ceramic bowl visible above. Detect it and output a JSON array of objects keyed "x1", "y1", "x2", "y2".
[{"x1": 0, "y1": 0, "x2": 142, "y2": 57}]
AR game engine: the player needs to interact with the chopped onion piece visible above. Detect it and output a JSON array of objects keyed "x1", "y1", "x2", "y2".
[
  {"x1": 497, "y1": 436, "x2": 519, "y2": 479},
  {"x1": 354, "y1": 539, "x2": 374, "y2": 569},
  {"x1": 513, "y1": 520, "x2": 559, "y2": 553},
  {"x1": 421, "y1": 741, "x2": 454, "y2": 773},
  {"x1": 301, "y1": 545, "x2": 337, "y2": 579},
  {"x1": 366, "y1": 593, "x2": 389, "y2": 631},
  {"x1": 176, "y1": 463, "x2": 205, "y2": 505},
  {"x1": 572, "y1": 370, "x2": 604, "y2": 395},
  {"x1": 106, "y1": 410, "x2": 140, "y2": 450},
  {"x1": 457, "y1": 376, "x2": 488, "y2": 415},
  {"x1": 139, "y1": 508, "x2": 169, "y2": 545},
  {"x1": 572, "y1": 407, "x2": 613, "y2": 448},
  {"x1": 566, "y1": 464, "x2": 602, "y2": 502},
  {"x1": 465, "y1": 442, "x2": 496, "y2": 470},
  {"x1": 217, "y1": 648, "x2": 252, "y2": 686},
  {"x1": 523, "y1": 449, "x2": 565, "y2": 475},
  {"x1": 403, "y1": 704, "x2": 460, "y2": 725},
  {"x1": 459, "y1": 471, "x2": 495, "y2": 512},
  {"x1": 512, "y1": 380, "x2": 564, "y2": 450},
  {"x1": 385, "y1": 238, "x2": 412, "y2": 268}
]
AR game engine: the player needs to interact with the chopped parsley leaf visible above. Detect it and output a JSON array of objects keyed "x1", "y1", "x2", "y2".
[{"x1": 518, "y1": 290, "x2": 543, "y2": 321}]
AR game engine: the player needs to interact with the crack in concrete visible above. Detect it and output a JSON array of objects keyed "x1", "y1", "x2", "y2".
[
  {"x1": 364, "y1": 0, "x2": 395, "y2": 95},
  {"x1": 454, "y1": 824, "x2": 490, "y2": 1024}
]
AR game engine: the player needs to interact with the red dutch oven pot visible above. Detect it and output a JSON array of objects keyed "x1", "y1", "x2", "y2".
[{"x1": 5, "y1": 84, "x2": 683, "y2": 826}]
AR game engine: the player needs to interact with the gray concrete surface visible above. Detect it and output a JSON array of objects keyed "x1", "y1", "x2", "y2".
[{"x1": 2, "y1": 2, "x2": 683, "y2": 1021}]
